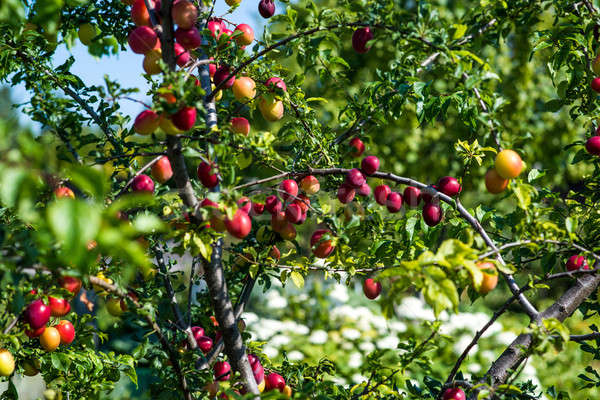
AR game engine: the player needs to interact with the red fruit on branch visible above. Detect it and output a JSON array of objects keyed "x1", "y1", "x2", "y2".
[
  {"x1": 55, "y1": 186, "x2": 75, "y2": 199},
  {"x1": 191, "y1": 326, "x2": 205, "y2": 341},
  {"x1": 566, "y1": 254, "x2": 589, "y2": 271},
  {"x1": 279, "y1": 179, "x2": 298, "y2": 201},
  {"x1": 592, "y1": 77, "x2": 600, "y2": 93},
  {"x1": 250, "y1": 202, "x2": 264, "y2": 216},
  {"x1": 171, "y1": 106, "x2": 196, "y2": 131},
  {"x1": 197, "y1": 161, "x2": 219, "y2": 188},
  {"x1": 208, "y1": 20, "x2": 222, "y2": 39},
  {"x1": 175, "y1": 27, "x2": 202, "y2": 50},
  {"x1": 346, "y1": 168, "x2": 366, "y2": 188},
  {"x1": 403, "y1": 186, "x2": 421, "y2": 207},
  {"x1": 237, "y1": 197, "x2": 252, "y2": 214},
  {"x1": 279, "y1": 223, "x2": 297, "y2": 240},
  {"x1": 337, "y1": 183, "x2": 356, "y2": 204},
  {"x1": 234, "y1": 23, "x2": 254, "y2": 46},
  {"x1": 131, "y1": 0, "x2": 159, "y2": 27},
  {"x1": 200, "y1": 199, "x2": 218, "y2": 208},
  {"x1": 196, "y1": 336, "x2": 213, "y2": 353},
  {"x1": 585, "y1": 136, "x2": 600, "y2": 155},
  {"x1": 349, "y1": 137, "x2": 365, "y2": 157},
  {"x1": 248, "y1": 354, "x2": 261, "y2": 370},
  {"x1": 386, "y1": 192, "x2": 403, "y2": 213},
  {"x1": 293, "y1": 194, "x2": 310, "y2": 213},
  {"x1": 134, "y1": 110, "x2": 160, "y2": 135},
  {"x1": 25, "y1": 300, "x2": 51, "y2": 330},
  {"x1": 310, "y1": 229, "x2": 335, "y2": 258},
  {"x1": 214, "y1": 66, "x2": 236, "y2": 88},
  {"x1": 258, "y1": 0, "x2": 275, "y2": 18},
  {"x1": 265, "y1": 77, "x2": 287, "y2": 92},
  {"x1": 219, "y1": 28, "x2": 233, "y2": 47},
  {"x1": 374, "y1": 185, "x2": 391, "y2": 205},
  {"x1": 357, "y1": 183, "x2": 371, "y2": 196},
  {"x1": 231, "y1": 117, "x2": 250, "y2": 136},
  {"x1": 423, "y1": 203, "x2": 443, "y2": 226},
  {"x1": 299, "y1": 175, "x2": 320, "y2": 194},
  {"x1": 55, "y1": 320, "x2": 75, "y2": 345},
  {"x1": 361, "y1": 155, "x2": 379, "y2": 175},
  {"x1": 265, "y1": 195, "x2": 282, "y2": 214},
  {"x1": 59, "y1": 276, "x2": 82, "y2": 295},
  {"x1": 421, "y1": 185, "x2": 438, "y2": 204},
  {"x1": 285, "y1": 203, "x2": 303, "y2": 224},
  {"x1": 352, "y1": 27, "x2": 374, "y2": 53},
  {"x1": 213, "y1": 361, "x2": 231, "y2": 381},
  {"x1": 151, "y1": 156, "x2": 173, "y2": 183},
  {"x1": 174, "y1": 43, "x2": 190, "y2": 67},
  {"x1": 131, "y1": 174, "x2": 155, "y2": 194},
  {"x1": 269, "y1": 245, "x2": 281, "y2": 260},
  {"x1": 225, "y1": 210, "x2": 251, "y2": 239},
  {"x1": 25, "y1": 326, "x2": 45, "y2": 338},
  {"x1": 265, "y1": 372, "x2": 286, "y2": 392},
  {"x1": 127, "y1": 26, "x2": 158, "y2": 54},
  {"x1": 253, "y1": 363, "x2": 265, "y2": 386},
  {"x1": 363, "y1": 278, "x2": 382, "y2": 300},
  {"x1": 271, "y1": 211, "x2": 287, "y2": 232},
  {"x1": 49, "y1": 297, "x2": 71, "y2": 317},
  {"x1": 443, "y1": 388, "x2": 466, "y2": 400},
  {"x1": 437, "y1": 176, "x2": 461, "y2": 197},
  {"x1": 172, "y1": 0, "x2": 198, "y2": 29}
]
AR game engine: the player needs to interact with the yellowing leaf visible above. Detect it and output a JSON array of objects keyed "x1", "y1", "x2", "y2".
[{"x1": 290, "y1": 271, "x2": 304, "y2": 288}]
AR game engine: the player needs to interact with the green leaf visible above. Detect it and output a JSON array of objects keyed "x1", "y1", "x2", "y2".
[
  {"x1": 464, "y1": 260, "x2": 484, "y2": 291},
  {"x1": 527, "y1": 168, "x2": 545, "y2": 182},
  {"x1": 236, "y1": 152, "x2": 252, "y2": 170},
  {"x1": 512, "y1": 182, "x2": 536, "y2": 210},
  {"x1": 192, "y1": 234, "x2": 212, "y2": 261},
  {"x1": 68, "y1": 165, "x2": 108, "y2": 198},
  {"x1": 51, "y1": 352, "x2": 71, "y2": 372},
  {"x1": 543, "y1": 99, "x2": 563, "y2": 112},
  {"x1": 452, "y1": 24, "x2": 468, "y2": 40},
  {"x1": 290, "y1": 271, "x2": 304, "y2": 288},
  {"x1": 47, "y1": 199, "x2": 101, "y2": 267},
  {"x1": 132, "y1": 213, "x2": 165, "y2": 233}
]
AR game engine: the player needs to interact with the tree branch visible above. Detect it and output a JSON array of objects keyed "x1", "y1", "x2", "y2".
[
  {"x1": 445, "y1": 267, "x2": 600, "y2": 388},
  {"x1": 477, "y1": 269, "x2": 600, "y2": 396},
  {"x1": 155, "y1": 250, "x2": 198, "y2": 349},
  {"x1": 234, "y1": 167, "x2": 539, "y2": 319}
]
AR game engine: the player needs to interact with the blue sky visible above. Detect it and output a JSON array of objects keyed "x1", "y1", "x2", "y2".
[{"x1": 11, "y1": 0, "x2": 274, "y2": 127}]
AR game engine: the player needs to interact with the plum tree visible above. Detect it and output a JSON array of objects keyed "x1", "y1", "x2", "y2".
[{"x1": 1, "y1": 0, "x2": 600, "y2": 399}]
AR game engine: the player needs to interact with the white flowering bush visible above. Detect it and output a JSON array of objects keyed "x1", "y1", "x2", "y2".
[{"x1": 245, "y1": 276, "x2": 600, "y2": 397}]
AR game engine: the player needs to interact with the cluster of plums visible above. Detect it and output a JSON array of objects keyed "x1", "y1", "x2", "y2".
[
  {"x1": 124, "y1": 0, "x2": 204, "y2": 137},
  {"x1": 196, "y1": 161, "x2": 332, "y2": 252},
  {"x1": 341, "y1": 137, "x2": 460, "y2": 227},
  {"x1": 21, "y1": 276, "x2": 81, "y2": 358},
  {"x1": 210, "y1": 355, "x2": 291, "y2": 396},
  {"x1": 194, "y1": 318, "x2": 291, "y2": 397}
]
